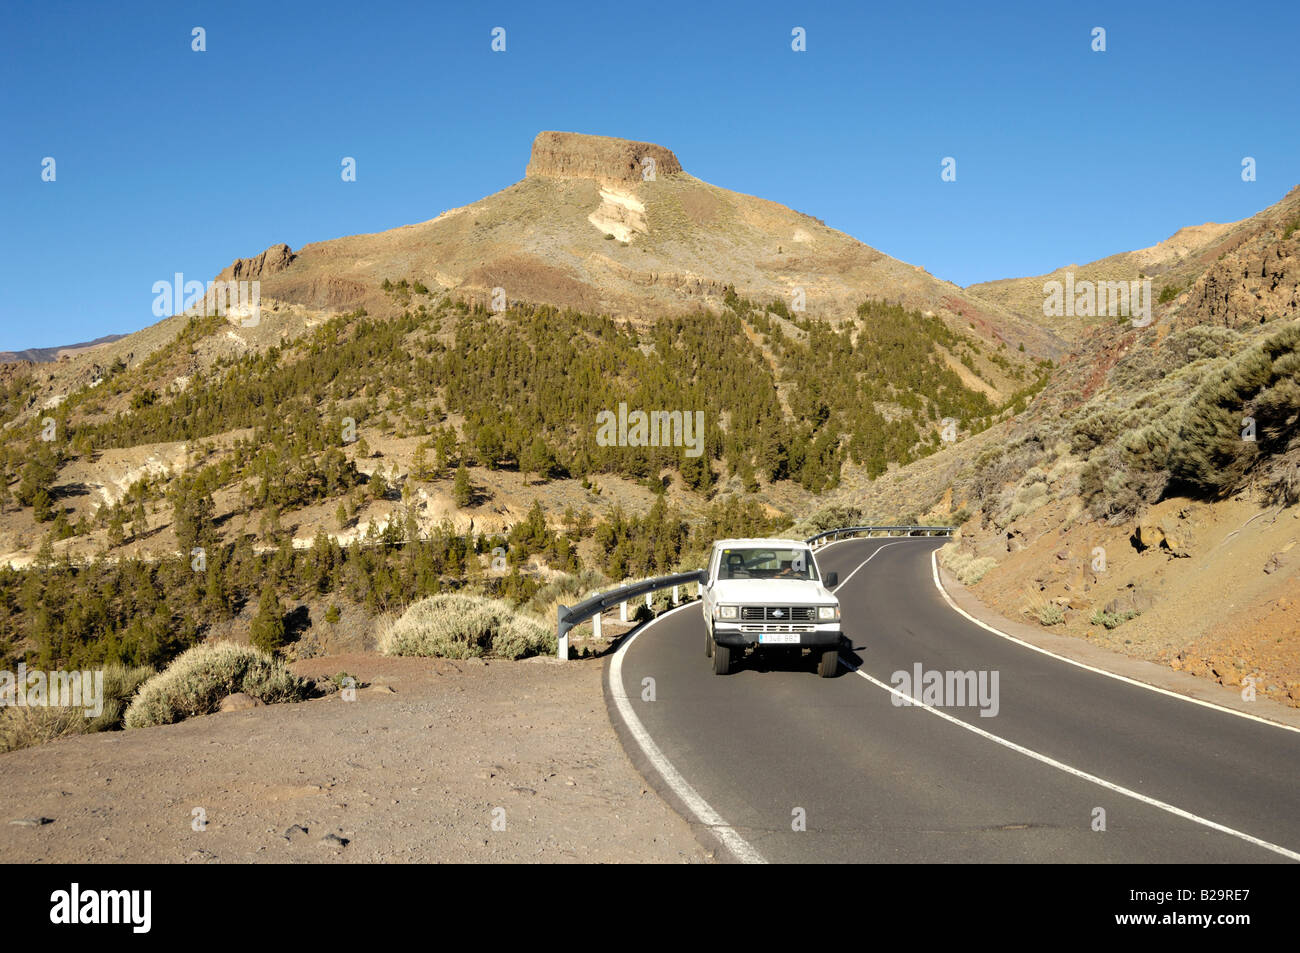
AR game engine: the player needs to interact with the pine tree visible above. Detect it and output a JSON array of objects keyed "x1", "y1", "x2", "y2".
[
  {"x1": 250, "y1": 586, "x2": 286, "y2": 654},
  {"x1": 452, "y1": 463, "x2": 472, "y2": 507}
]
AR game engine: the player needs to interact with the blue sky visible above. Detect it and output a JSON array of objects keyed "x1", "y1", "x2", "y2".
[{"x1": 2, "y1": 0, "x2": 1297, "y2": 349}]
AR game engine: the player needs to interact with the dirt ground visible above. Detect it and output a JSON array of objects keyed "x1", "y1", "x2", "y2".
[{"x1": 0, "y1": 654, "x2": 711, "y2": 864}]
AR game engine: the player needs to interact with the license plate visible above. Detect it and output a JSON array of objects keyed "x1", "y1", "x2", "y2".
[{"x1": 759, "y1": 633, "x2": 800, "y2": 644}]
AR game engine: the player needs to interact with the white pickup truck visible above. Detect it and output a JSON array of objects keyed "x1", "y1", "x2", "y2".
[{"x1": 701, "y1": 538, "x2": 842, "y2": 677}]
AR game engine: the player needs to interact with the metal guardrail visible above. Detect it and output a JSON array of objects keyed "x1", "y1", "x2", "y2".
[
  {"x1": 556, "y1": 570, "x2": 707, "y2": 660},
  {"x1": 805, "y1": 525, "x2": 956, "y2": 545},
  {"x1": 552, "y1": 524, "x2": 955, "y2": 658}
]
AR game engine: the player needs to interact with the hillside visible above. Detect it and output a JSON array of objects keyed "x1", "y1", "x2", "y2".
[
  {"x1": 0, "y1": 132, "x2": 1048, "y2": 674},
  {"x1": 966, "y1": 185, "x2": 1300, "y2": 343},
  {"x1": 0, "y1": 334, "x2": 128, "y2": 365},
  {"x1": 838, "y1": 185, "x2": 1300, "y2": 708},
  {"x1": 1, "y1": 131, "x2": 1062, "y2": 433}
]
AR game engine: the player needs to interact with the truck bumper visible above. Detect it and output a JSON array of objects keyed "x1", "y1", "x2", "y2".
[{"x1": 713, "y1": 625, "x2": 842, "y2": 650}]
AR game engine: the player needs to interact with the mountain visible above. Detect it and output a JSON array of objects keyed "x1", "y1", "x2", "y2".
[
  {"x1": 218, "y1": 130, "x2": 1061, "y2": 354},
  {"x1": 966, "y1": 185, "x2": 1300, "y2": 342},
  {"x1": 0, "y1": 333, "x2": 128, "y2": 365}
]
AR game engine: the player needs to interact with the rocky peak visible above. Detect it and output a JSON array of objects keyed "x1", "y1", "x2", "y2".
[
  {"x1": 525, "y1": 131, "x2": 682, "y2": 186},
  {"x1": 218, "y1": 243, "x2": 295, "y2": 282}
]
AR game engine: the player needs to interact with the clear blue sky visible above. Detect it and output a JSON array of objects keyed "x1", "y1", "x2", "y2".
[{"x1": 2, "y1": 0, "x2": 1297, "y2": 349}]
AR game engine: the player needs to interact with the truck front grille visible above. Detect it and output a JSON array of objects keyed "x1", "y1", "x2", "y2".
[{"x1": 740, "y1": 606, "x2": 816, "y2": 622}]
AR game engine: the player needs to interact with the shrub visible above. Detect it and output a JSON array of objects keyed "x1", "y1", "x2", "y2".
[
  {"x1": 0, "y1": 663, "x2": 153, "y2": 753},
  {"x1": 1167, "y1": 322, "x2": 1300, "y2": 495},
  {"x1": 380, "y1": 593, "x2": 555, "y2": 660},
  {"x1": 1091, "y1": 608, "x2": 1137, "y2": 629},
  {"x1": 1157, "y1": 284, "x2": 1183, "y2": 304},
  {"x1": 938, "y1": 543, "x2": 997, "y2": 585},
  {"x1": 123, "y1": 642, "x2": 309, "y2": 729},
  {"x1": 1036, "y1": 604, "x2": 1065, "y2": 626}
]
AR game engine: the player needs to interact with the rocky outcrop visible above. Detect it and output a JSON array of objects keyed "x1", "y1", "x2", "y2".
[
  {"x1": 217, "y1": 243, "x2": 295, "y2": 282},
  {"x1": 526, "y1": 131, "x2": 682, "y2": 186},
  {"x1": 1175, "y1": 187, "x2": 1300, "y2": 330}
]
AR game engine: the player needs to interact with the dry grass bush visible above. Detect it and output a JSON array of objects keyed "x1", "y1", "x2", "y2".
[
  {"x1": 938, "y1": 542, "x2": 997, "y2": 585},
  {"x1": 380, "y1": 593, "x2": 555, "y2": 660},
  {"x1": 123, "y1": 642, "x2": 309, "y2": 729},
  {"x1": 0, "y1": 664, "x2": 153, "y2": 753}
]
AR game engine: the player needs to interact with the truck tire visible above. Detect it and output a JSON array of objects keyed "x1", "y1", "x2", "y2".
[
  {"x1": 818, "y1": 647, "x2": 839, "y2": 678},
  {"x1": 713, "y1": 640, "x2": 732, "y2": 675}
]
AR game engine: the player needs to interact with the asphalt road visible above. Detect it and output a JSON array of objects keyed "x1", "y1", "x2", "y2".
[{"x1": 605, "y1": 536, "x2": 1300, "y2": 863}]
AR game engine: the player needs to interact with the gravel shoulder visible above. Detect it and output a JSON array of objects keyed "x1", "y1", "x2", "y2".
[{"x1": 0, "y1": 654, "x2": 710, "y2": 863}]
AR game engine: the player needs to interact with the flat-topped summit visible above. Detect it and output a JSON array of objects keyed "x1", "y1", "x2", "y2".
[{"x1": 525, "y1": 131, "x2": 682, "y2": 185}]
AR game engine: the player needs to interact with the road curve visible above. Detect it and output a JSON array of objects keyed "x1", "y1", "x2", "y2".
[{"x1": 605, "y1": 536, "x2": 1300, "y2": 863}]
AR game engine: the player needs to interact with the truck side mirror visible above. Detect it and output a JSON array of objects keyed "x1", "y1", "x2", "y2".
[{"x1": 825, "y1": 571, "x2": 839, "y2": 588}]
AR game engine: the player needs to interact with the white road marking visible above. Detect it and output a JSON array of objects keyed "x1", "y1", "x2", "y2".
[
  {"x1": 826, "y1": 540, "x2": 905, "y2": 593},
  {"x1": 928, "y1": 550, "x2": 1300, "y2": 735},
  {"x1": 607, "y1": 602, "x2": 767, "y2": 864},
  {"x1": 841, "y1": 659, "x2": 1300, "y2": 862}
]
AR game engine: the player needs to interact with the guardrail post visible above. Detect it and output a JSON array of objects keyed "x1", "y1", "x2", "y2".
[
  {"x1": 556, "y1": 605, "x2": 571, "y2": 661},
  {"x1": 672, "y1": 585, "x2": 679, "y2": 605},
  {"x1": 592, "y1": 611, "x2": 602, "y2": 640},
  {"x1": 645, "y1": 593, "x2": 653, "y2": 611},
  {"x1": 620, "y1": 601, "x2": 628, "y2": 623}
]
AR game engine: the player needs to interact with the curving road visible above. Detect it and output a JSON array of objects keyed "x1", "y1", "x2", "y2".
[{"x1": 605, "y1": 536, "x2": 1300, "y2": 863}]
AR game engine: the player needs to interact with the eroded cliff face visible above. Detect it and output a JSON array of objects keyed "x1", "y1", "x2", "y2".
[
  {"x1": 1174, "y1": 188, "x2": 1300, "y2": 331},
  {"x1": 525, "y1": 131, "x2": 682, "y2": 186}
]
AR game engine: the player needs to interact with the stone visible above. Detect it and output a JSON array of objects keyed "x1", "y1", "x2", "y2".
[
  {"x1": 219, "y1": 692, "x2": 263, "y2": 712},
  {"x1": 1133, "y1": 523, "x2": 1165, "y2": 551}
]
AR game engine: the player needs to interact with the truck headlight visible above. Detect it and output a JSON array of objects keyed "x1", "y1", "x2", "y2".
[
  {"x1": 717, "y1": 605, "x2": 738, "y2": 620},
  {"x1": 818, "y1": 605, "x2": 839, "y2": 621}
]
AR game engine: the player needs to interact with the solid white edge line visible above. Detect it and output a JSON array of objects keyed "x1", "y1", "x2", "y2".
[
  {"x1": 928, "y1": 550, "x2": 1300, "y2": 735},
  {"x1": 842, "y1": 660, "x2": 1300, "y2": 862},
  {"x1": 607, "y1": 601, "x2": 767, "y2": 865}
]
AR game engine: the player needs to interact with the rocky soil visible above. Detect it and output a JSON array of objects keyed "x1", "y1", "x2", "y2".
[{"x1": 0, "y1": 654, "x2": 711, "y2": 863}]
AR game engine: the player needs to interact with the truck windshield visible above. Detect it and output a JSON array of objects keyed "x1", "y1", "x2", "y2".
[{"x1": 718, "y1": 548, "x2": 818, "y2": 581}]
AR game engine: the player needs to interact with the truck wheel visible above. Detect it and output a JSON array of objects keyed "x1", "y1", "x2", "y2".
[
  {"x1": 713, "y1": 641, "x2": 732, "y2": 675},
  {"x1": 818, "y1": 647, "x2": 839, "y2": 678}
]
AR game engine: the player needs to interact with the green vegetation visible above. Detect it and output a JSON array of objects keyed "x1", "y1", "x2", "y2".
[
  {"x1": 0, "y1": 290, "x2": 1046, "y2": 677},
  {"x1": 1091, "y1": 608, "x2": 1138, "y2": 629},
  {"x1": 1035, "y1": 604, "x2": 1065, "y2": 626},
  {"x1": 122, "y1": 642, "x2": 310, "y2": 729},
  {"x1": 1157, "y1": 283, "x2": 1184, "y2": 304}
]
